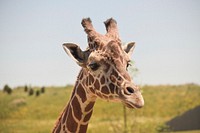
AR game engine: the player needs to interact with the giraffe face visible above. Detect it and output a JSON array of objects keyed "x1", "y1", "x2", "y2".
[
  {"x1": 63, "y1": 41, "x2": 144, "y2": 109},
  {"x1": 86, "y1": 41, "x2": 144, "y2": 109}
]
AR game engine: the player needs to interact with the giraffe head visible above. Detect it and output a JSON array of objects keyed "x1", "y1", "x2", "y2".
[{"x1": 63, "y1": 18, "x2": 144, "y2": 109}]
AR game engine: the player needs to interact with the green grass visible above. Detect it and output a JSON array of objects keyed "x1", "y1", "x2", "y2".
[{"x1": 0, "y1": 84, "x2": 200, "y2": 133}]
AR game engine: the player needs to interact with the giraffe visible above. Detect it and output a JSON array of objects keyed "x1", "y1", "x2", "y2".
[{"x1": 52, "y1": 18, "x2": 144, "y2": 133}]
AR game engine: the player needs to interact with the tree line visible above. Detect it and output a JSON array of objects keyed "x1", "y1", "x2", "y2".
[{"x1": 3, "y1": 84, "x2": 45, "y2": 97}]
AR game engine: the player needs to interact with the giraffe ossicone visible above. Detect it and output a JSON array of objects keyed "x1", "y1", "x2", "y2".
[{"x1": 53, "y1": 18, "x2": 144, "y2": 133}]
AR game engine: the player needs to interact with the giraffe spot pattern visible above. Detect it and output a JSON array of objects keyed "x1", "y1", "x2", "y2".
[
  {"x1": 89, "y1": 74, "x2": 94, "y2": 85},
  {"x1": 109, "y1": 83, "x2": 115, "y2": 94},
  {"x1": 101, "y1": 85, "x2": 110, "y2": 94},
  {"x1": 79, "y1": 124, "x2": 88, "y2": 133},
  {"x1": 94, "y1": 80, "x2": 100, "y2": 90},
  {"x1": 86, "y1": 77, "x2": 89, "y2": 86},
  {"x1": 100, "y1": 76, "x2": 105, "y2": 84},
  {"x1": 104, "y1": 62, "x2": 110, "y2": 73},
  {"x1": 62, "y1": 105, "x2": 70, "y2": 124},
  {"x1": 66, "y1": 107, "x2": 78, "y2": 132},
  {"x1": 85, "y1": 101, "x2": 95, "y2": 112},
  {"x1": 55, "y1": 123, "x2": 61, "y2": 133},
  {"x1": 89, "y1": 87, "x2": 95, "y2": 94},
  {"x1": 83, "y1": 110, "x2": 93, "y2": 122},
  {"x1": 63, "y1": 125, "x2": 66, "y2": 131},
  {"x1": 72, "y1": 96, "x2": 82, "y2": 120},
  {"x1": 102, "y1": 94, "x2": 109, "y2": 99},
  {"x1": 77, "y1": 84, "x2": 87, "y2": 103}
]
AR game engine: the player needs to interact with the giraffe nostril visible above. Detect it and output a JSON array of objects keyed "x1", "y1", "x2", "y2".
[{"x1": 125, "y1": 87, "x2": 134, "y2": 95}]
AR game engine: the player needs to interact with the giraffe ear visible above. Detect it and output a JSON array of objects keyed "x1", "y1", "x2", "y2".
[
  {"x1": 123, "y1": 42, "x2": 135, "y2": 57},
  {"x1": 63, "y1": 43, "x2": 90, "y2": 67}
]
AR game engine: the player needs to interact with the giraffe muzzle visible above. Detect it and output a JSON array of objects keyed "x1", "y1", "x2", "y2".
[
  {"x1": 122, "y1": 94, "x2": 144, "y2": 109},
  {"x1": 121, "y1": 86, "x2": 144, "y2": 109}
]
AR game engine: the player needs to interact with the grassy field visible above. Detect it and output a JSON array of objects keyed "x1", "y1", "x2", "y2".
[{"x1": 0, "y1": 84, "x2": 200, "y2": 133}]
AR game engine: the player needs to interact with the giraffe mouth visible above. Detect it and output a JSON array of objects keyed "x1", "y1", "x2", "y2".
[
  {"x1": 123, "y1": 102, "x2": 141, "y2": 109},
  {"x1": 123, "y1": 103, "x2": 135, "y2": 109},
  {"x1": 119, "y1": 91, "x2": 144, "y2": 109},
  {"x1": 122, "y1": 97, "x2": 144, "y2": 109}
]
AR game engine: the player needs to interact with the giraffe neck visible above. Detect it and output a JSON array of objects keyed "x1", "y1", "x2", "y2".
[{"x1": 53, "y1": 70, "x2": 97, "y2": 133}]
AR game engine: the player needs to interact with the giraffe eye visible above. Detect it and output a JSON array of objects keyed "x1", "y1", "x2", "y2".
[
  {"x1": 88, "y1": 62, "x2": 100, "y2": 71},
  {"x1": 126, "y1": 61, "x2": 131, "y2": 69}
]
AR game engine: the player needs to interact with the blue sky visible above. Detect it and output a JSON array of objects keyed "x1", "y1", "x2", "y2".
[{"x1": 0, "y1": 0, "x2": 200, "y2": 88}]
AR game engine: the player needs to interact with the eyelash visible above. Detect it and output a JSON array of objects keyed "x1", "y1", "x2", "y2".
[{"x1": 88, "y1": 62, "x2": 100, "y2": 71}]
